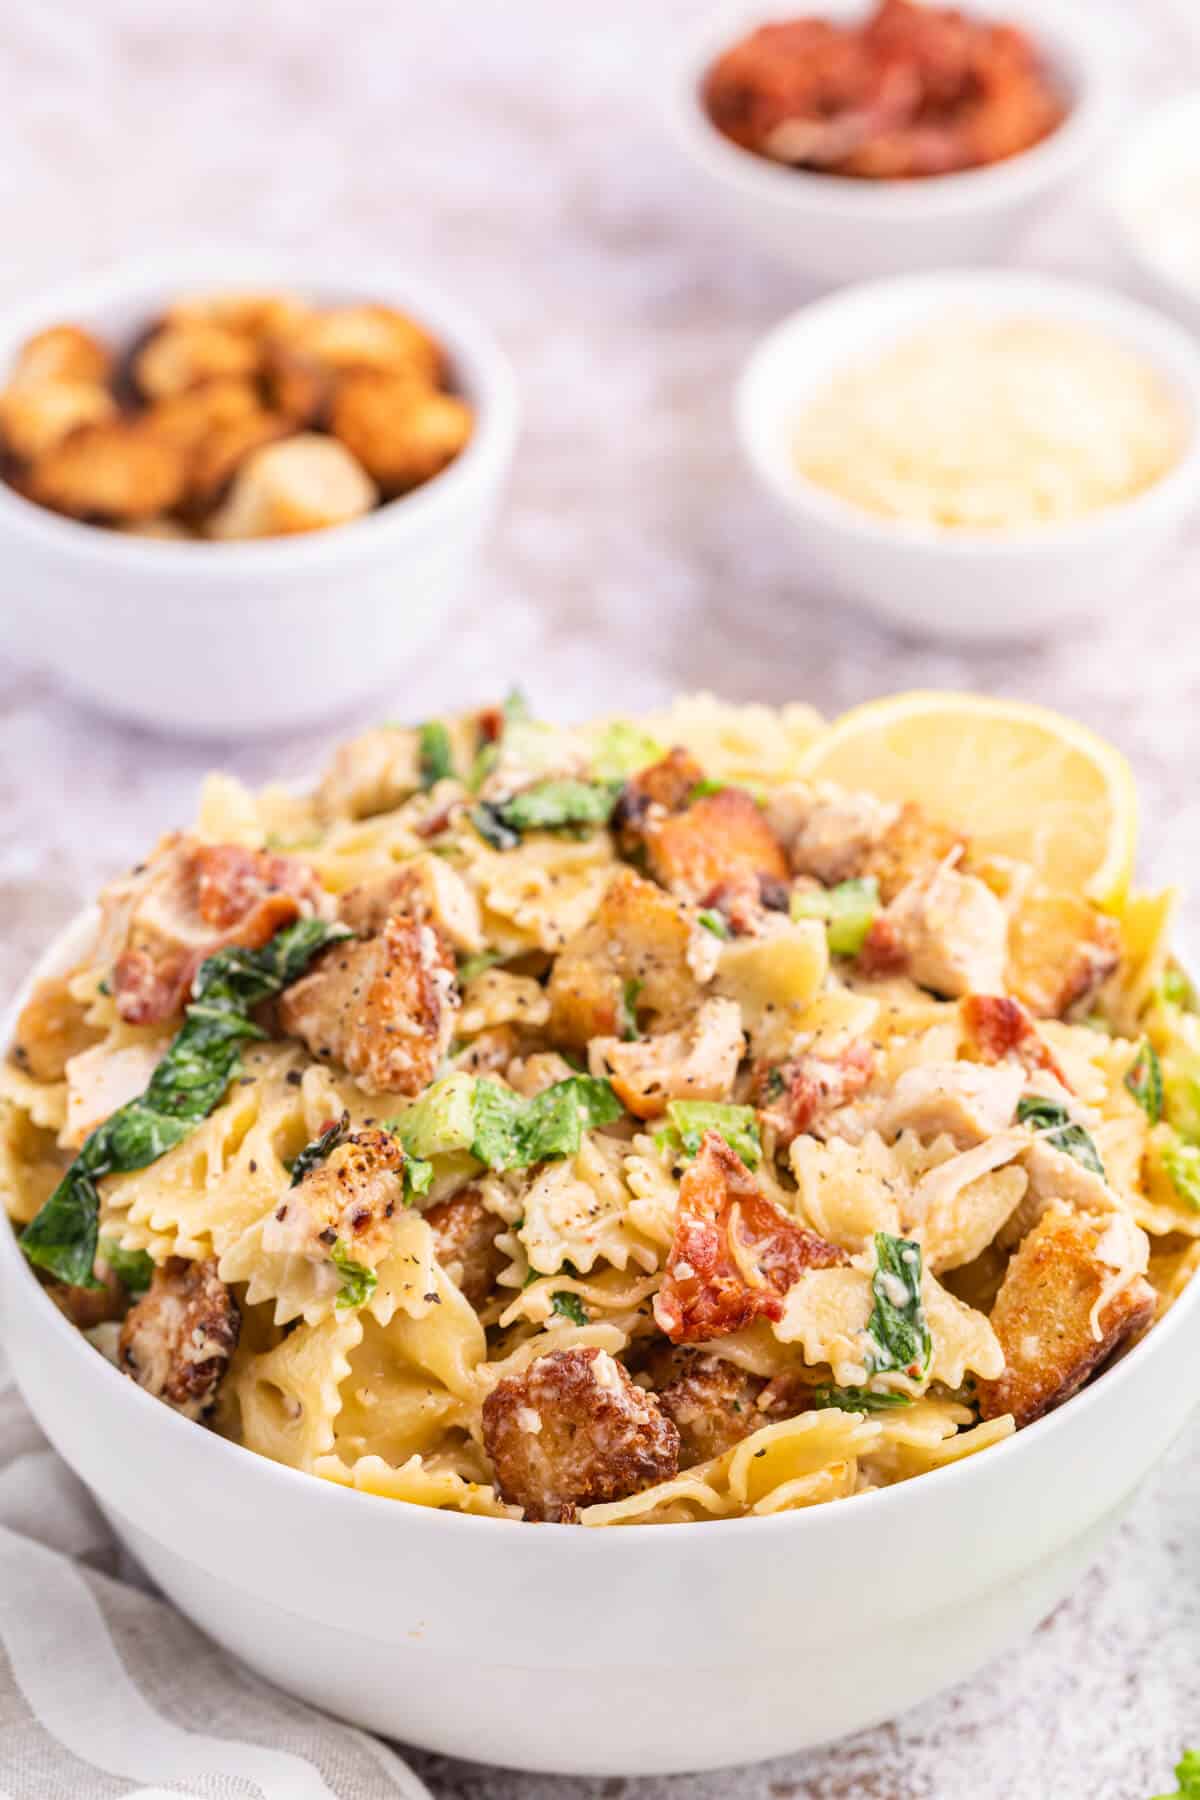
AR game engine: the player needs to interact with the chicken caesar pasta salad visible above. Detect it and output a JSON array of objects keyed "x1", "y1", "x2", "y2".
[{"x1": 3, "y1": 691, "x2": 1197, "y2": 1525}]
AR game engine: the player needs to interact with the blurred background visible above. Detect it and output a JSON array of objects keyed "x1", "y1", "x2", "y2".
[{"x1": 1, "y1": 2, "x2": 1199, "y2": 1792}]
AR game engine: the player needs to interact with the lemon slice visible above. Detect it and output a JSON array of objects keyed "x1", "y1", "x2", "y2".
[{"x1": 797, "y1": 691, "x2": 1137, "y2": 907}]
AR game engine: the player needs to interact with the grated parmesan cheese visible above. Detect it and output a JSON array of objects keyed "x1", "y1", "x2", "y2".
[{"x1": 793, "y1": 315, "x2": 1186, "y2": 531}]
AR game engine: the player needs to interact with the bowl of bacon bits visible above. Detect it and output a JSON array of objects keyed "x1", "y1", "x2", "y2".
[
  {"x1": 0, "y1": 251, "x2": 517, "y2": 735},
  {"x1": 670, "y1": 0, "x2": 1117, "y2": 283}
]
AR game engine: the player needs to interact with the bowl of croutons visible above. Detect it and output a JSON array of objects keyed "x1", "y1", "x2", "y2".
[{"x1": 0, "y1": 251, "x2": 518, "y2": 736}]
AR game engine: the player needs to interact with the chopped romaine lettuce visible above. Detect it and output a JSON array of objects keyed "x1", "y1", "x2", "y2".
[
  {"x1": 790, "y1": 877, "x2": 880, "y2": 957},
  {"x1": 330, "y1": 1240, "x2": 377, "y2": 1310},
  {"x1": 658, "y1": 1100, "x2": 761, "y2": 1170},
  {"x1": 1161, "y1": 1137, "x2": 1200, "y2": 1212},
  {"x1": 1125, "y1": 1039, "x2": 1164, "y2": 1124},
  {"x1": 417, "y1": 720, "x2": 454, "y2": 789},
  {"x1": 1016, "y1": 1096, "x2": 1106, "y2": 1177},
  {"x1": 589, "y1": 720, "x2": 664, "y2": 783}
]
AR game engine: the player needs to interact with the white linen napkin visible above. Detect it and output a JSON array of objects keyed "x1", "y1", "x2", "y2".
[{"x1": 0, "y1": 1348, "x2": 432, "y2": 1800}]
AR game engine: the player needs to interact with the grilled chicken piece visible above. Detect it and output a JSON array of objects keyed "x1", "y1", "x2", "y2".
[
  {"x1": 592, "y1": 996, "x2": 744, "y2": 1120},
  {"x1": 279, "y1": 910, "x2": 457, "y2": 1095},
  {"x1": 339, "y1": 856, "x2": 483, "y2": 953},
  {"x1": 754, "y1": 1042, "x2": 877, "y2": 1148},
  {"x1": 654, "y1": 1131, "x2": 847, "y2": 1344},
  {"x1": 547, "y1": 867, "x2": 716, "y2": 1049},
  {"x1": 648, "y1": 1347, "x2": 768, "y2": 1468},
  {"x1": 960, "y1": 993, "x2": 1070, "y2": 1086},
  {"x1": 482, "y1": 1346, "x2": 680, "y2": 1521},
  {"x1": 1005, "y1": 890, "x2": 1121, "y2": 1019},
  {"x1": 977, "y1": 1207, "x2": 1154, "y2": 1427},
  {"x1": 860, "y1": 862, "x2": 1008, "y2": 998},
  {"x1": 11, "y1": 975, "x2": 102, "y2": 1083},
  {"x1": 263, "y1": 1127, "x2": 405, "y2": 1267},
  {"x1": 98, "y1": 834, "x2": 330, "y2": 1027},
  {"x1": 876, "y1": 1060, "x2": 1025, "y2": 1148},
  {"x1": 118, "y1": 1258, "x2": 240, "y2": 1420},
  {"x1": 425, "y1": 1187, "x2": 505, "y2": 1308}
]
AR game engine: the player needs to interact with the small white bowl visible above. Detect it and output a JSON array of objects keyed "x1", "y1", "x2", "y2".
[
  {"x1": 667, "y1": 0, "x2": 1120, "y2": 287},
  {"x1": 0, "y1": 250, "x2": 519, "y2": 738},
  {"x1": 1109, "y1": 91, "x2": 1200, "y2": 335},
  {"x1": 736, "y1": 268, "x2": 1200, "y2": 643},
  {"x1": 4, "y1": 908, "x2": 1200, "y2": 1775}
]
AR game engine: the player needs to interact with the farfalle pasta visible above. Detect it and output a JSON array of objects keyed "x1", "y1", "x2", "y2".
[{"x1": 3, "y1": 693, "x2": 1196, "y2": 1524}]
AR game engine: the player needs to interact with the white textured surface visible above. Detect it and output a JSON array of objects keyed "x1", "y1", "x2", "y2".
[{"x1": 1, "y1": 2, "x2": 1199, "y2": 1794}]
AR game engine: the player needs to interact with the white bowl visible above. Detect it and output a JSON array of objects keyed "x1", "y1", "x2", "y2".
[
  {"x1": 736, "y1": 268, "x2": 1200, "y2": 643},
  {"x1": 667, "y1": 0, "x2": 1120, "y2": 286},
  {"x1": 0, "y1": 251, "x2": 519, "y2": 738},
  {"x1": 4, "y1": 910, "x2": 1200, "y2": 1776},
  {"x1": 1109, "y1": 91, "x2": 1200, "y2": 336}
]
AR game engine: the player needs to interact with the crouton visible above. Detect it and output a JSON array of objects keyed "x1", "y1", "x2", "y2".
[
  {"x1": 331, "y1": 372, "x2": 472, "y2": 493},
  {"x1": 977, "y1": 1207, "x2": 1155, "y2": 1427},
  {"x1": 0, "y1": 378, "x2": 116, "y2": 462},
  {"x1": 611, "y1": 749, "x2": 706, "y2": 852},
  {"x1": 141, "y1": 376, "x2": 262, "y2": 452},
  {"x1": 425, "y1": 1187, "x2": 505, "y2": 1307},
  {"x1": 133, "y1": 319, "x2": 260, "y2": 400},
  {"x1": 184, "y1": 410, "x2": 294, "y2": 511},
  {"x1": 24, "y1": 421, "x2": 187, "y2": 521},
  {"x1": 276, "y1": 304, "x2": 444, "y2": 384},
  {"x1": 644, "y1": 787, "x2": 789, "y2": 906},
  {"x1": 482, "y1": 1346, "x2": 680, "y2": 1521},
  {"x1": 163, "y1": 290, "x2": 310, "y2": 340},
  {"x1": 1006, "y1": 890, "x2": 1121, "y2": 1019},
  {"x1": 547, "y1": 866, "x2": 712, "y2": 1048},
  {"x1": 206, "y1": 433, "x2": 377, "y2": 539},
  {"x1": 118, "y1": 1257, "x2": 240, "y2": 1420},
  {"x1": 654, "y1": 1131, "x2": 847, "y2": 1343},
  {"x1": 11, "y1": 325, "x2": 111, "y2": 387},
  {"x1": 861, "y1": 803, "x2": 966, "y2": 904}
]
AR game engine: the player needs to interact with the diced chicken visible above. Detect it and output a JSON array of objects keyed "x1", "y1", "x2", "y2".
[
  {"x1": 278, "y1": 910, "x2": 457, "y2": 1095},
  {"x1": 207, "y1": 433, "x2": 377, "y2": 539},
  {"x1": 547, "y1": 867, "x2": 714, "y2": 1049},
  {"x1": 754, "y1": 1042, "x2": 877, "y2": 1148},
  {"x1": 977, "y1": 1207, "x2": 1154, "y2": 1427},
  {"x1": 339, "y1": 856, "x2": 483, "y2": 953},
  {"x1": 25, "y1": 421, "x2": 188, "y2": 521},
  {"x1": 654, "y1": 1131, "x2": 848, "y2": 1344},
  {"x1": 876, "y1": 1061, "x2": 1025, "y2": 1147},
  {"x1": 1006, "y1": 890, "x2": 1121, "y2": 1020},
  {"x1": 10, "y1": 325, "x2": 112, "y2": 387},
  {"x1": 11, "y1": 975, "x2": 101, "y2": 1083},
  {"x1": 314, "y1": 726, "x2": 421, "y2": 822},
  {"x1": 648, "y1": 1347, "x2": 768, "y2": 1468},
  {"x1": 64, "y1": 1041, "x2": 164, "y2": 1150},
  {"x1": 331, "y1": 371, "x2": 472, "y2": 494},
  {"x1": 263, "y1": 1126, "x2": 405, "y2": 1267},
  {"x1": 118, "y1": 1257, "x2": 240, "y2": 1421},
  {"x1": 0, "y1": 377, "x2": 116, "y2": 462},
  {"x1": 506, "y1": 1051, "x2": 579, "y2": 1097},
  {"x1": 97, "y1": 835, "x2": 330, "y2": 1026},
  {"x1": 1020, "y1": 1137, "x2": 1121, "y2": 1218},
  {"x1": 133, "y1": 319, "x2": 260, "y2": 399},
  {"x1": 860, "y1": 861, "x2": 1008, "y2": 998},
  {"x1": 769, "y1": 782, "x2": 900, "y2": 888},
  {"x1": 482, "y1": 1346, "x2": 680, "y2": 1522},
  {"x1": 960, "y1": 993, "x2": 1070, "y2": 1086},
  {"x1": 591, "y1": 996, "x2": 744, "y2": 1120},
  {"x1": 425, "y1": 1187, "x2": 505, "y2": 1308}
]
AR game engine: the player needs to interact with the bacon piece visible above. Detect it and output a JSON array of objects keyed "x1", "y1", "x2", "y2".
[
  {"x1": 118, "y1": 1257, "x2": 240, "y2": 1421},
  {"x1": 482, "y1": 1346, "x2": 680, "y2": 1522},
  {"x1": 654, "y1": 1131, "x2": 848, "y2": 1344},
  {"x1": 961, "y1": 993, "x2": 1070, "y2": 1088},
  {"x1": 425, "y1": 1187, "x2": 505, "y2": 1308},
  {"x1": 278, "y1": 910, "x2": 456, "y2": 1095},
  {"x1": 755, "y1": 1042, "x2": 877, "y2": 1147},
  {"x1": 101, "y1": 835, "x2": 329, "y2": 1027}
]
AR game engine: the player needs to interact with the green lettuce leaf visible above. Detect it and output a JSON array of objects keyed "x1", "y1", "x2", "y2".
[
  {"x1": 791, "y1": 877, "x2": 880, "y2": 957},
  {"x1": 1016, "y1": 1095, "x2": 1106, "y2": 1177},
  {"x1": 658, "y1": 1100, "x2": 761, "y2": 1170},
  {"x1": 865, "y1": 1233, "x2": 930, "y2": 1380}
]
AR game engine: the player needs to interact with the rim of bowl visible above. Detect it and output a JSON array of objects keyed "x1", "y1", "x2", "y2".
[
  {"x1": 735, "y1": 266, "x2": 1200, "y2": 555},
  {"x1": 3, "y1": 901, "x2": 1197, "y2": 1544},
  {"x1": 668, "y1": 0, "x2": 1121, "y2": 224},
  {"x1": 1109, "y1": 89, "x2": 1200, "y2": 318},
  {"x1": 0, "y1": 248, "x2": 520, "y2": 579}
]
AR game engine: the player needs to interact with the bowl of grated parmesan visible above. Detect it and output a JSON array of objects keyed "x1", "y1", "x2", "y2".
[{"x1": 736, "y1": 268, "x2": 1200, "y2": 642}]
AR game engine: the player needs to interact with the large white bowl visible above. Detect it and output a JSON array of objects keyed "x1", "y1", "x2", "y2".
[
  {"x1": 736, "y1": 268, "x2": 1200, "y2": 643},
  {"x1": 3, "y1": 911, "x2": 1200, "y2": 1775},
  {"x1": 667, "y1": 0, "x2": 1120, "y2": 286},
  {"x1": 1109, "y1": 91, "x2": 1200, "y2": 336},
  {"x1": 0, "y1": 251, "x2": 519, "y2": 738}
]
